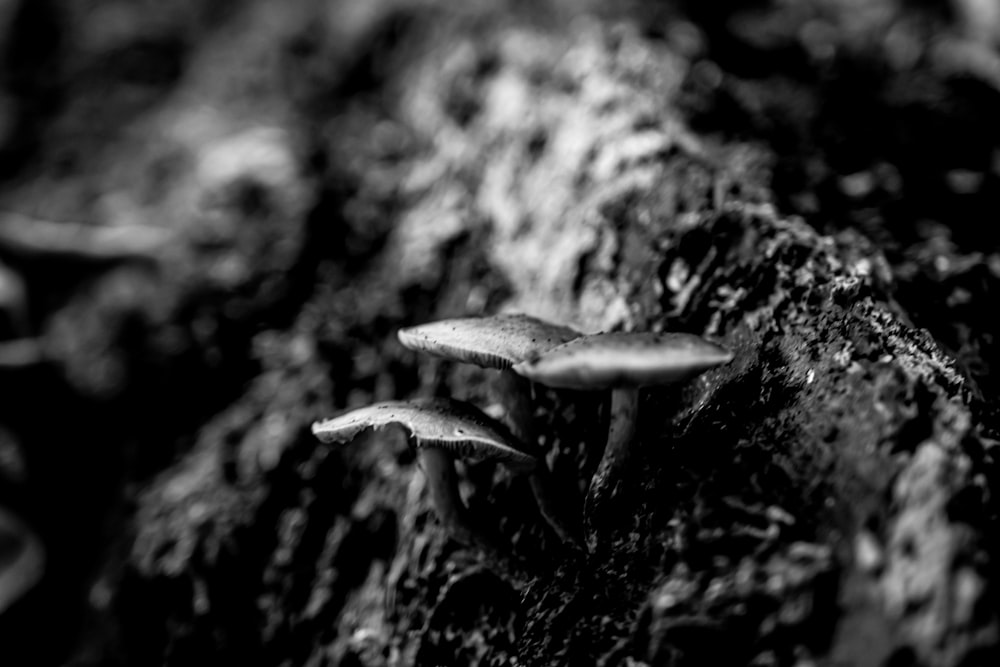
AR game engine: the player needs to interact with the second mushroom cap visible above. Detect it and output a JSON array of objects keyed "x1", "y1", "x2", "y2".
[{"x1": 513, "y1": 331, "x2": 733, "y2": 389}]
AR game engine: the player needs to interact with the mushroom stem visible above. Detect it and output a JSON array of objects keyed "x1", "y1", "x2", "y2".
[
  {"x1": 313, "y1": 399, "x2": 545, "y2": 583},
  {"x1": 417, "y1": 448, "x2": 504, "y2": 557},
  {"x1": 418, "y1": 448, "x2": 465, "y2": 533},
  {"x1": 498, "y1": 371, "x2": 584, "y2": 549},
  {"x1": 584, "y1": 386, "x2": 639, "y2": 549},
  {"x1": 497, "y1": 371, "x2": 534, "y2": 445}
]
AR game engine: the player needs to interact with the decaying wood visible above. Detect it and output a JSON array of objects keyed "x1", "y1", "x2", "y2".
[{"x1": 121, "y1": 10, "x2": 999, "y2": 667}]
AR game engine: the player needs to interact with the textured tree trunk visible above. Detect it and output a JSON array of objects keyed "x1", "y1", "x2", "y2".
[{"x1": 115, "y1": 4, "x2": 1000, "y2": 667}]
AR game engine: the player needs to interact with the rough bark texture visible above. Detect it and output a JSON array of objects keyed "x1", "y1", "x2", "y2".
[
  {"x1": 2, "y1": 1, "x2": 1000, "y2": 666},
  {"x1": 121, "y1": 10, "x2": 999, "y2": 667}
]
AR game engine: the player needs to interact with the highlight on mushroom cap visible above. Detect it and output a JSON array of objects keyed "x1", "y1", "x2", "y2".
[
  {"x1": 311, "y1": 398, "x2": 538, "y2": 472},
  {"x1": 397, "y1": 313, "x2": 580, "y2": 369},
  {"x1": 512, "y1": 331, "x2": 733, "y2": 390}
]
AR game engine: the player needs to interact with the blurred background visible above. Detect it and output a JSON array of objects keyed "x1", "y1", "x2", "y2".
[{"x1": 0, "y1": 0, "x2": 999, "y2": 665}]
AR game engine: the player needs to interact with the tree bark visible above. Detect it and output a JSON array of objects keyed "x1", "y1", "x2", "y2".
[{"x1": 117, "y1": 5, "x2": 1000, "y2": 667}]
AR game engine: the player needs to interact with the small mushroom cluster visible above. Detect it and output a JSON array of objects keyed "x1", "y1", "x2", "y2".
[{"x1": 312, "y1": 313, "x2": 732, "y2": 560}]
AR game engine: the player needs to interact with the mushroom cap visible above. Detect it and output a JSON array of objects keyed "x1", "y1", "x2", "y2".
[
  {"x1": 312, "y1": 398, "x2": 537, "y2": 472},
  {"x1": 512, "y1": 332, "x2": 733, "y2": 390},
  {"x1": 397, "y1": 314, "x2": 580, "y2": 370}
]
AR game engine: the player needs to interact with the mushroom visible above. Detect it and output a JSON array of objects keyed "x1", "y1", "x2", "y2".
[
  {"x1": 512, "y1": 331, "x2": 733, "y2": 550},
  {"x1": 0, "y1": 507, "x2": 45, "y2": 615},
  {"x1": 312, "y1": 398, "x2": 537, "y2": 557},
  {"x1": 397, "y1": 314, "x2": 584, "y2": 547}
]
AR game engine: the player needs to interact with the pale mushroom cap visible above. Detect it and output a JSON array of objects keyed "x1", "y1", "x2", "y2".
[
  {"x1": 397, "y1": 314, "x2": 580, "y2": 369},
  {"x1": 312, "y1": 398, "x2": 537, "y2": 472},
  {"x1": 512, "y1": 332, "x2": 733, "y2": 389}
]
